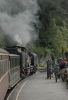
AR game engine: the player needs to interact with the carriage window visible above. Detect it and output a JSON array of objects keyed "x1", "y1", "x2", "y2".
[
  {"x1": 10, "y1": 58, "x2": 12, "y2": 69},
  {"x1": 2, "y1": 61, "x2": 4, "y2": 75},
  {"x1": 15, "y1": 58, "x2": 16, "y2": 66},
  {"x1": 2, "y1": 55, "x2": 4, "y2": 60},
  {"x1": 17, "y1": 58, "x2": 18, "y2": 66},
  {"x1": 4, "y1": 61, "x2": 6, "y2": 73},
  {"x1": 5, "y1": 55, "x2": 6, "y2": 59},
  {"x1": 16, "y1": 58, "x2": 18, "y2": 66},
  {"x1": 6, "y1": 55, "x2": 8, "y2": 59},
  {"x1": 1, "y1": 62, "x2": 3, "y2": 77},
  {"x1": 5, "y1": 55, "x2": 7, "y2": 59},
  {"x1": 13, "y1": 58, "x2": 15, "y2": 67},
  {"x1": 1, "y1": 55, "x2": 5, "y2": 60},
  {"x1": 0, "y1": 55, "x2": 1, "y2": 60},
  {"x1": 18, "y1": 58, "x2": 20, "y2": 66},
  {"x1": 3, "y1": 60, "x2": 6, "y2": 75},
  {"x1": 4, "y1": 60, "x2": 8, "y2": 74},
  {"x1": 16, "y1": 58, "x2": 17, "y2": 66},
  {"x1": 4, "y1": 55, "x2": 5, "y2": 59},
  {"x1": 15, "y1": 58, "x2": 17, "y2": 66},
  {"x1": 0, "y1": 55, "x2": 9, "y2": 79},
  {"x1": 7, "y1": 60, "x2": 8, "y2": 71},
  {"x1": 12, "y1": 58, "x2": 15, "y2": 68},
  {"x1": 1, "y1": 55, "x2": 2, "y2": 60},
  {"x1": 0, "y1": 62, "x2": 2, "y2": 78},
  {"x1": 11, "y1": 58, "x2": 13, "y2": 68},
  {"x1": 14, "y1": 57, "x2": 19, "y2": 67},
  {"x1": 0, "y1": 62, "x2": 1, "y2": 78}
]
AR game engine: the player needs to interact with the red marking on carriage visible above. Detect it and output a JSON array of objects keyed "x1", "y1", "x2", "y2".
[{"x1": 20, "y1": 69, "x2": 23, "y2": 75}]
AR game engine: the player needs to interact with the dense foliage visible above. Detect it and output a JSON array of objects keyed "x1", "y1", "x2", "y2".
[{"x1": 37, "y1": 0, "x2": 68, "y2": 58}]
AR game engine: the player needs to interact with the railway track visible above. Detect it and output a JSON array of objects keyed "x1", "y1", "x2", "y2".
[
  {"x1": 4, "y1": 78, "x2": 22, "y2": 100},
  {"x1": 4, "y1": 74, "x2": 34, "y2": 100}
]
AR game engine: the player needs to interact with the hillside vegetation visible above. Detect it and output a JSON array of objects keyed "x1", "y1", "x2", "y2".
[
  {"x1": 36, "y1": 0, "x2": 68, "y2": 58},
  {"x1": 0, "y1": 0, "x2": 68, "y2": 59}
]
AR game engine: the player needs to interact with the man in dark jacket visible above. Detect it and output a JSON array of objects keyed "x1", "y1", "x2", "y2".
[
  {"x1": 58, "y1": 58, "x2": 66, "y2": 81},
  {"x1": 59, "y1": 58, "x2": 66, "y2": 70}
]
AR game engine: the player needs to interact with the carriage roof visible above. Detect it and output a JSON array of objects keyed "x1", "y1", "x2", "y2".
[
  {"x1": 0, "y1": 48, "x2": 9, "y2": 54},
  {"x1": 9, "y1": 54, "x2": 20, "y2": 57}
]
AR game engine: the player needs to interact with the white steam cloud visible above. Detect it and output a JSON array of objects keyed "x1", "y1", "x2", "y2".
[{"x1": 0, "y1": 0, "x2": 39, "y2": 46}]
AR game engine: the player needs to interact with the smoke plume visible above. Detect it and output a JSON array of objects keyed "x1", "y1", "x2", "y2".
[{"x1": 0, "y1": 0, "x2": 39, "y2": 46}]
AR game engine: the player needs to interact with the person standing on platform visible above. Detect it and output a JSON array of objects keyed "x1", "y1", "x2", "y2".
[
  {"x1": 47, "y1": 58, "x2": 52, "y2": 79},
  {"x1": 51, "y1": 56, "x2": 55, "y2": 77}
]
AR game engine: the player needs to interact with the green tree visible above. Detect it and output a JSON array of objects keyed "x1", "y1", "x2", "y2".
[{"x1": 37, "y1": 0, "x2": 68, "y2": 57}]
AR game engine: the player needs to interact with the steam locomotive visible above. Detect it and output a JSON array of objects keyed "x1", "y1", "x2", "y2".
[{"x1": 0, "y1": 46, "x2": 38, "y2": 100}]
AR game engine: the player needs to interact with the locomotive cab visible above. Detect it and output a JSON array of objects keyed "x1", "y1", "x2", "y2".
[{"x1": 28, "y1": 52, "x2": 38, "y2": 74}]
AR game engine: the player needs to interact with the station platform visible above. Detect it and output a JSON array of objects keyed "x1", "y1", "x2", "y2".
[{"x1": 7, "y1": 71, "x2": 68, "y2": 100}]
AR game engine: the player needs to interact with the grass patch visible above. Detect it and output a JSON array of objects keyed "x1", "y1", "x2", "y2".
[{"x1": 37, "y1": 64, "x2": 47, "y2": 70}]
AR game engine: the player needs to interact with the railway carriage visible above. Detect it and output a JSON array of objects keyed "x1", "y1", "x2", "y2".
[
  {"x1": 9, "y1": 54, "x2": 20, "y2": 87},
  {"x1": 5, "y1": 46, "x2": 30, "y2": 77},
  {"x1": 0, "y1": 48, "x2": 9, "y2": 100},
  {"x1": 5, "y1": 47, "x2": 25, "y2": 78},
  {"x1": 0, "y1": 46, "x2": 38, "y2": 100}
]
